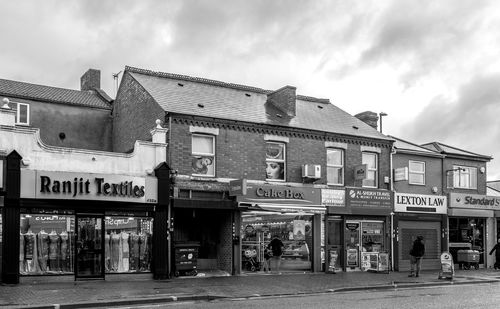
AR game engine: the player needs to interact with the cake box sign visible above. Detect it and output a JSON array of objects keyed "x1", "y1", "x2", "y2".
[{"x1": 21, "y1": 170, "x2": 157, "y2": 204}]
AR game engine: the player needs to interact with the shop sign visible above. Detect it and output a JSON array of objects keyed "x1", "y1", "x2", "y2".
[
  {"x1": 346, "y1": 222, "x2": 359, "y2": 231},
  {"x1": 395, "y1": 193, "x2": 447, "y2": 214},
  {"x1": 346, "y1": 188, "x2": 392, "y2": 208},
  {"x1": 394, "y1": 167, "x2": 408, "y2": 182},
  {"x1": 21, "y1": 170, "x2": 158, "y2": 204},
  {"x1": 321, "y1": 189, "x2": 345, "y2": 207},
  {"x1": 237, "y1": 184, "x2": 321, "y2": 206},
  {"x1": 449, "y1": 192, "x2": 500, "y2": 210},
  {"x1": 229, "y1": 179, "x2": 247, "y2": 196}
]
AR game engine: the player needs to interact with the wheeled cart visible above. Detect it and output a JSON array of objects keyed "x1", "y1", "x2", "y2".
[
  {"x1": 174, "y1": 242, "x2": 200, "y2": 277},
  {"x1": 457, "y1": 249, "x2": 480, "y2": 270}
]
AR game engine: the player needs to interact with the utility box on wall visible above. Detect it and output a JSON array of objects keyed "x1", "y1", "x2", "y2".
[{"x1": 302, "y1": 164, "x2": 321, "y2": 179}]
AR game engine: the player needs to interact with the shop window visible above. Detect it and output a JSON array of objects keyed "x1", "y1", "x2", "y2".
[
  {"x1": 409, "y1": 161, "x2": 425, "y2": 185},
  {"x1": 20, "y1": 214, "x2": 76, "y2": 275},
  {"x1": 362, "y1": 152, "x2": 378, "y2": 188},
  {"x1": 241, "y1": 213, "x2": 312, "y2": 272},
  {"x1": 452, "y1": 165, "x2": 477, "y2": 189},
  {"x1": 104, "y1": 216, "x2": 153, "y2": 273},
  {"x1": 266, "y1": 142, "x2": 286, "y2": 181},
  {"x1": 327, "y1": 148, "x2": 344, "y2": 185},
  {"x1": 191, "y1": 134, "x2": 215, "y2": 177}
]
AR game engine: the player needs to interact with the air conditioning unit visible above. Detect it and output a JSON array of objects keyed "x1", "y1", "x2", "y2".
[{"x1": 302, "y1": 164, "x2": 321, "y2": 179}]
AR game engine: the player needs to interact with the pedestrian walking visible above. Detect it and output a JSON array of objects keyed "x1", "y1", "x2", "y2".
[
  {"x1": 268, "y1": 235, "x2": 284, "y2": 274},
  {"x1": 263, "y1": 247, "x2": 271, "y2": 272},
  {"x1": 409, "y1": 235, "x2": 425, "y2": 277},
  {"x1": 489, "y1": 238, "x2": 500, "y2": 270}
]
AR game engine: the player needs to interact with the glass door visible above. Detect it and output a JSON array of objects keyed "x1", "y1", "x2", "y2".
[{"x1": 75, "y1": 214, "x2": 104, "y2": 279}]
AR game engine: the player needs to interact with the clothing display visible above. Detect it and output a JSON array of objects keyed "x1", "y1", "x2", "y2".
[
  {"x1": 106, "y1": 231, "x2": 152, "y2": 273},
  {"x1": 37, "y1": 230, "x2": 49, "y2": 272}
]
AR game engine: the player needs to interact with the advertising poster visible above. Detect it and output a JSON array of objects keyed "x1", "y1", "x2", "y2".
[
  {"x1": 378, "y1": 252, "x2": 389, "y2": 272},
  {"x1": 347, "y1": 249, "x2": 358, "y2": 267},
  {"x1": 328, "y1": 249, "x2": 338, "y2": 273},
  {"x1": 293, "y1": 220, "x2": 306, "y2": 240}
]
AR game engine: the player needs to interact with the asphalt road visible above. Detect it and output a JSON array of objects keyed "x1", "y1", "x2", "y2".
[{"x1": 112, "y1": 281, "x2": 500, "y2": 309}]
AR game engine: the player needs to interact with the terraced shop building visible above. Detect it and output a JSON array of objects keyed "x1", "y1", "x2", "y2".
[{"x1": 112, "y1": 66, "x2": 394, "y2": 275}]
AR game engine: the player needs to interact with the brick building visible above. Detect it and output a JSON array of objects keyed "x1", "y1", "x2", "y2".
[{"x1": 112, "y1": 66, "x2": 394, "y2": 275}]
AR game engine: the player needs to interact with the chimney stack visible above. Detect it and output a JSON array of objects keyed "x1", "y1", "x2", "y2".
[
  {"x1": 267, "y1": 86, "x2": 297, "y2": 117},
  {"x1": 354, "y1": 111, "x2": 379, "y2": 130},
  {"x1": 81, "y1": 69, "x2": 101, "y2": 91}
]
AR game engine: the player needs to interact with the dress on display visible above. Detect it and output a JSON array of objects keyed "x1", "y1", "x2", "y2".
[
  {"x1": 37, "y1": 230, "x2": 50, "y2": 272},
  {"x1": 129, "y1": 233, "x2": 140, "y2": 271},
  {"x1": 110, "y1": 232, "x2": 120, "y2": 272},
  {"x1": 60, "y1": 231, "x2": 69, "y2": 272},
  {"x1": 48, "y1": 231, "x2": 60, "y2": 272},
  {"x1": 121, "y1": 232, "x2": 130, "y2": 272},
  {"x1": 24, "y1": 231, "x2": 39, "y2": 274},
  {"x1": 139, "y1": 233, "x2": 150, "y2": 271},
  {"x1": 19, "y1": 233, "x2": 25, "y2": 274},
  {"x1": 105, "y1": 233, "x2": 111, "y2": 272}
]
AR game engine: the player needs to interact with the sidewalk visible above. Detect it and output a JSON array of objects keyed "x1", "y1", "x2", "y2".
[{"x1": 1, "y1": 269, "x2": 500, "y2": 309}]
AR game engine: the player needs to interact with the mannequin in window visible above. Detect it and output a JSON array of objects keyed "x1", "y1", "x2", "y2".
[
  {"x1": 24, "y1": 229, "x2": 39, "y2": 273},
  {"x1": 110, "y1": 231, "x2": 120, "y2": 272},
  {"x1": 129, "y1": 232, "x2": 140, "y2": 271},
  {"x1": 105, "y1": 232, "x2": 111, "y2": 272},
  {"x1": 48, "y1": 230, "x2": 60, "y2": 272},
  {"x1": 60, "y1": 231, "x2": 69, "y2": 272},
  {"x1": 20, "y1": 231, "x2": 25, "y2": 274},
  {"x1": 139, "y1": 232, "x2": 149, "y2": 271},
  {"x1": 120, "y1": 231, "x2": 130, "y2": 272},
  {"x1": 38, "y1": 229, "x2": 50, "y2": 272}
]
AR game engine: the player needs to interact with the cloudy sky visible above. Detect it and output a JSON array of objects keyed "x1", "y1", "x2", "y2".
[{"x1": 2, "y1": 1, "x2": 500, "y2": 179}]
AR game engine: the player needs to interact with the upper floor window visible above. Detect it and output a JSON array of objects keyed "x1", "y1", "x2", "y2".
[
  {"x1": 266, "y1": 142, "x2": 285, "y2": 181},
  {"x1": 453, "y1": 165, "x2": 477, "y2": 189},
  {"x1": 409, "y1": 161, "x2": 425, "y2": 185},
  {"x1": 191, "y1": 134, "x2": 215, "y2": 177},
  {"x1": 362, "y1": 152, "x2": 378, "y2": 188},
  {"x1": 327, "y1": 148, "x2": 344, "y2": 185},
  {"x1": 8, "y1": 101, "x2": 30, "y2": 125}
]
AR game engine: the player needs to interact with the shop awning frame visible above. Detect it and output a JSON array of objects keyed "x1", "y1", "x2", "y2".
[{"x1": 239, "y1": 202, "x2": 326, "y2": 214}]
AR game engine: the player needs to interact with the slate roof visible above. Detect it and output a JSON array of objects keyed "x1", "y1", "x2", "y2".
[
  {"x1": 421, "y1": 142, "x2": 492, "y2": 161},
  {"x1": 125, "y1": 66, "x2": 393, "y2": 141},
  {"x1": 0, "y1": 78, "x2": 112, "y2": 110},
  {"x1": 389, "y1": 136, "x2": 443, "y2": 157}
]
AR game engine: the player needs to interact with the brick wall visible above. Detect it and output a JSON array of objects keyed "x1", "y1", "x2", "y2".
[
  {"x1": 170, "y1": 118, "x2": 392, "y2": 187},
  {"x1": 217, "y1": 212, "x2": 233, "y2": 273},
  {"x1": 113, "y1": 72, "x2": 165, "y2": 152}
]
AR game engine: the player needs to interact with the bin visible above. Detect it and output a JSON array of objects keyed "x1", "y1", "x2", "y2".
[
  {"x1": 174, "y1": 242, "x2": 200, "y2": 277},
  {"x1": 457, "y1": 249, "x2": 480, "y2": 270}
]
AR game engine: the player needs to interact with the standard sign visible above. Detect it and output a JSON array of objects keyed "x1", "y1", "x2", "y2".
[
  {"x1": 395, "y1": 193, "x2": 447, "y2": 214},
  {"x1": 449, "y1": 192, "x2": 500, "y2": 210},
  {"x1": 21, "y1": 170, "x2": 157, "y2": 204}
]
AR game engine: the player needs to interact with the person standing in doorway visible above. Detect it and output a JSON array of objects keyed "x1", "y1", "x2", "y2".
[
  {"x1": 409, "y1": 236, "x2": 425, "y2": 277},
  {"x1": 489, "y1": 238, "x2": 500, "y2": 270},
  {"x1": 268, "y1": 235, "x2": 284, "y2": 274}
]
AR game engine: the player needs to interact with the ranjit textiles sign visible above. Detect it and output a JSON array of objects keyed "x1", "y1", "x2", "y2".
[{"x1": 20, "y1": 170, "x2": 157, "y2": 204}]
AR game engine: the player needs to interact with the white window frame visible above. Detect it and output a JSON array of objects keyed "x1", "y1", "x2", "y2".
[
  {"x1": 191, "y1": 134, "x2": 215, "y2": 177},
  {"x1": 453, "y1": 165, "x2": 477, "y2": 189},
  {"x1": 8, "y1": 101, "x2": 30, "y2": 125},
  {"x1": 327, "y1": 148, "x2": 344, "y2": 186},
  {"x1": 266, "y1": 141, "x2": 286, "y2": 182},
  {"x1": 409, "y1": 160, "x2": 425, "y2": 185},
  {"x1": 362, "y1": 152, "x2": 378, "y2": 188}
]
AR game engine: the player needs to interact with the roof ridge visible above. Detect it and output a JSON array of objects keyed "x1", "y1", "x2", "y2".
[
  {"x1": 390, "y1": 135, "x2": 437, "y2": 152},
  {"x1": 125, "y1": 66, "x2": 331, "y2": 104},
  {"x1": 431, "y1": 141, "x2": 490, "y2": 158}
]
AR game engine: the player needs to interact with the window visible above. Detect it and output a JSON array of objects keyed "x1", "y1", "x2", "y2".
[
  {"x1": 266, "y1": 142, "x2": 285, "y2": 181},
  {"x1": 409, "y1": 161, "x2": 425, "y2": 185},
  {"x1": 362, "y1": 152, "x2": 378, "y2": 187},
  {"x1": 8, "y1": 101, "x2": 30, "y2": 125},
  {"x1": 191, "y1": 134, "x2": 215, "y2": 177},
  {"x1": 453, "y1": 165, "x2": 477, "y2": 189},
  {"x1": 327, "y1": 148, "x2": 344, "y2": 185}
]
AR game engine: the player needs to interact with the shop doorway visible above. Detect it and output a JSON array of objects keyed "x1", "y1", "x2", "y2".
[
  {"x1": 326, "y1": 218, "x2": 343, "y2": 272},
  {"x1": 75, "y1": 214, "x2": 104, "y2": 280},
  {"x1": 345, "y1": 220, "x2": 385, "y2": 271}
]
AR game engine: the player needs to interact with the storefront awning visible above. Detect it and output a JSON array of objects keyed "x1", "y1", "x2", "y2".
[
  {"x1": 448, "y1": 208, "x2": 494, "y2": 217},
  {"x1": 239, "y1": 202, "x2": 326, "y2": 214}
]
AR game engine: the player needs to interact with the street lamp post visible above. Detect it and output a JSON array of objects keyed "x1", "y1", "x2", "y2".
[{"x1": 379, "y1": 112, "x2": 388, "y2": 133}]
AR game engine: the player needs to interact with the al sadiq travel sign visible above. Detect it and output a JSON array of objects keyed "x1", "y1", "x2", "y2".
[{"x1": 395, "y1": 193, "x2": 447, "y2": 214}]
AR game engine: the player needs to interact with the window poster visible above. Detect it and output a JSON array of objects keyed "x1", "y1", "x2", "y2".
[
  {"x1": 293, "y1": 220, "x2": 306, "y2": 240},
  {"x1": 266, "y1": 142, "x2": 285, "y2": 180}
]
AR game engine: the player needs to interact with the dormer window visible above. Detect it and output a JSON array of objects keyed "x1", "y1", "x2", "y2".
[{"x1": 8, "y1": 101, "x2": 30, "y2": 125}]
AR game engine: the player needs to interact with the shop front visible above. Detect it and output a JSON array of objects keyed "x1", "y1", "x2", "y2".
[
  {"x1": 323, "y1": 187, "x2": 392, "y2": 272},
  {"x1": 393, "y1": 192, "x2": 447, "y2": 271},
  {"x1": 237, "y1": 184, "x2": 324, "y2": 274},
  {"x1": 14, "y1": 170, "x2": 157, "y2": 280},
  {"x1": 448, "y1": 193, "x2": 499, "y2": 269}
]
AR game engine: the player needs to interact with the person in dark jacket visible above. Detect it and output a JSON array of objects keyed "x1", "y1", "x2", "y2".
[
  {"x1": 409, "y1": 236, "x2": 425, "y2": 277},
  {"x1": 489, "y1": 238, "x2": 500, "y2": 270},
  {"x1": 268, "y1": 235, "x2": 284, "y2": 274}
]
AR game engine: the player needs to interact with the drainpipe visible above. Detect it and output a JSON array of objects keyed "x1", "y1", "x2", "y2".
[{"x1": 390, "y1": 145, "x2": 396, "y2": 271}]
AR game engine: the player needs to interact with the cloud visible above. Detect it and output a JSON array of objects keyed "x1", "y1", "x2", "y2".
[{"x1": 402, "y1": 73, "x2": 500, "y2": 178}]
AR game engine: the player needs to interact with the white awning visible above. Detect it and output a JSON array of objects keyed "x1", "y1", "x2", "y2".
[{"x1": 239, "y1": 202, "x2": 326, "y2": 214}]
